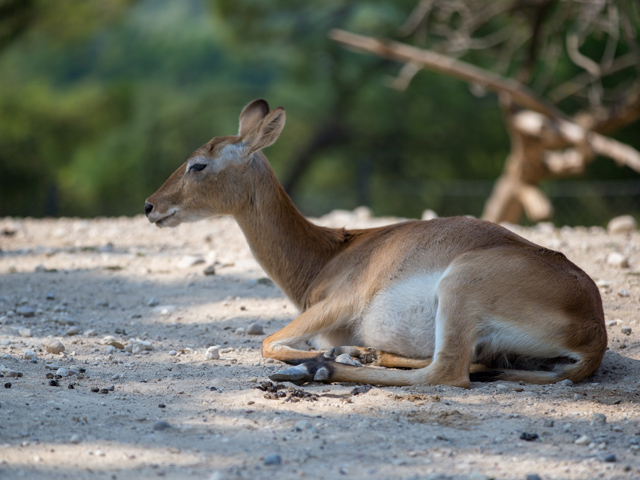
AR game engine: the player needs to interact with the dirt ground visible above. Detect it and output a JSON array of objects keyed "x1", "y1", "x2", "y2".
[{"x1": 0, "y1": 210, "x2": 639, "y2": 480}]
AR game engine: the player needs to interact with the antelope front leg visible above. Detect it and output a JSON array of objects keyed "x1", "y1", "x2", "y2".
[{"x1": 262, "y1": 299, "x2": 355, "y2": 364}]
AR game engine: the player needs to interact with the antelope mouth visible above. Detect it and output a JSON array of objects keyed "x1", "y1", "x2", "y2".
[{"x1": 151, "y1": 210, "x2": 179, "y2": 228}]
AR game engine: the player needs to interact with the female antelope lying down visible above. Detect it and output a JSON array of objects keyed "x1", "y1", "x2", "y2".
[{"x1": 145, "y1": 99, "x2": 607, "y2": 388}]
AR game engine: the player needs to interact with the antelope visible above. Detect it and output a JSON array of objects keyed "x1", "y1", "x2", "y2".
[{"x1": 144, "y1": 99, "x2": 607, "y2": 388}]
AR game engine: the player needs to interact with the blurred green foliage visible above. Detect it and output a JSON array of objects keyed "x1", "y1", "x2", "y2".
[{"x1": 0, "y1": 0, "x2": 638, "y2": 223}]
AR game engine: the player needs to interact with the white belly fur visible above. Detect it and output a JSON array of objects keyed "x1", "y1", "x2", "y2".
[{"x1": 357, "y1": 272, "x2": 443, "y2": 358}]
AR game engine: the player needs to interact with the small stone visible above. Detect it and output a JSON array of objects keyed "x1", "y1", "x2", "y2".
[
  {"x1": 102, "y1": 336, "x2": 124, "y2": 349},
  {"x1": 16, "y1": 306, "x2": 35, "y2": 317},
  {"x1": 421, "y1": 209, "x2": 438, "y2": 221},
  {"x1": 4, "y1": 382, "x2": 11, "y2": 388},
  {"x1": 46, "y1": 292, "x2": 55, "y2": 300},
  {"x1": 557, "y1": 379, "x2": 573, "y2": 387},
  {"x1": 295, "y1": 420, "x2": 313, "y2": 431},
  {"x1": 603, "y1": 453, "x2": 616, "y2": 462},
  {"x1": 607, "y1": 215, "x2": 636, "y2": 235},
  {"x1": 56, "y1": 367, "x2": 70, "y2": 377},
  {"x1": 520, "y1": 432, "x2": 539, "y2": 442},
  {"x1": 169, "y1": 350, "x2": 177, "y2": 356},
  {"x1": 596, "y1": 279, "x2": 610, "y2": 288},
  {"x1": 65, "y1": 326, "x2": 81, "y2": 336},
  {"x1": 573, "y1": 393, "x2": 581, "y2": 400},
  {"x1": 618, "y1": 289, "x2": 630, "y2": 297},
  {"x1": 23, "y1": 349, "x2": 37, "y2": 361},
  {"x1": 234, "y1": 327, "x2": 245, "y2": 335},
  {"x1": 246, "y1": 323, "x2": 264, "y2": 335},
  {"x1": 575, "y1": 435, "x2": 591, "y2": 445},
  {"x1": 495, "y1": 384, "x2": 508, "y2": 393},
  {"x1": 152, "y1": 420, "x2": 172, "y2": 431},
  {"x1": 607, "y1": 252, "x2": 629, "y2": 268},
  {"x1": 44, "y1": 338, "x2": 65, "y2": 354},
  {"x1": 591, "y1": 413, "x2": 607, "y2": 425},
  {"x1": 147, "y1": 297, "x2": 159, "y2": 307},
  {"x1": 203, "y1": 265, "x2": 216, "y2": 276},
  {"x1": 263, "y1": 453, "x2": 282, "y2": 466},
  {"x1": 18, "y1": 328, "x2": 32, "y2": 338},
  {"x1": 525, "y1": 475, "x2": 542, "y2": 480},
  {"x1": 178, "y1": 255, "x2": 205, "y2": 269},
  {"x1": 205, "y1": 346, "x2": 220, "y2": 360},
  {"x1": 621, "y1": 327, "x2": 632, "y2": 335},
  {"x1": 542, "y1": 419, "x2": 554, "y2": 428},
  {"x1": 69, "y1": 434, "x2": 82, "y2": 444}
]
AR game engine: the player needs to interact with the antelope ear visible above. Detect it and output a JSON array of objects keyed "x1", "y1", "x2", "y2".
[
  {"x1": 238, "y1": 99, "x2": 270, "y2": 136},
  {"x1": 243, "y1": 107, "x2": 286, "y2": 153}
]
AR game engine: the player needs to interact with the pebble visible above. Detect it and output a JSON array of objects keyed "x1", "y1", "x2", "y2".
[
  {"x1": 234, "y1": 327, "x2": 245, "y2": 335},
  {"x1": 525, "y1": 475, "x2": 542, "y2": 480},
  {"x1": 0, "y1": 365, "x2": 22, "y2": 377},
  {"x1": 495, "y1": 384, "x2": 508, "y2": 393},
  {"x1": 607, "y1": 252, "x2": 629, "y2": 268},
  {"x1": 65, "y1": 326, "x2": 81, "y2": 336},
  {"x1": 23, "y1": 349, "x2": 37, "y2": 361},
  {"x1": 607, "y1": 215, "x2": 637, "y2": 235},
  {"x1": 169, "y1": 350, "x2": 177, "y2": 356},
  {"x1": 18, "y1": 328, "x2": 32, "y2": 338},
  {"x1": 69, "y1": 434, "x2": 82, "y2": 444},
  {"x1": 575, "y1": 435, "x2": 591, "y2": 445},
  {"x1": 263, "y1": 453, "x2": 282, "y2": 466},
  {"x1": 421, "y1": 209, "x2": 438, "y2": 221},
  {"x1": 203, "y1": 265, "x2": 216, "y2": 276},
  {"x1": 618, "y1": 289, "x2": 630, "y2": 297},
  {"x1": 44, "y1": 338, "x2": 65, "y2": 354},
  {"x1": 16, "y1": 306, "x2": 35, "y2": 317},
  {"x1": 603, "y1": 453, "x2": 617, "y2": 462},
  {"x1": 127, "y1": 339, "x2": 153, "y2": 354},
  {"x1": 152, "y1": 420, "x2": 172, "y2": 431},
  {"x1": 178, "y1": 255, "x2": 205, "y2": 268},
  {"x1": 591, "y1": 413, "x2": 607, "y2": 425},
  {"x1": 102, "y1": 336, "x2": 124, "y2": 349},
  {"x1": 557, "y1": 379, "x2": 573, "y2": 387},
  {"x1": 621, "y1": 327, "x2": 632, "y2": 335},
  {"x1": 246, "y1": 323, "x2": 264, "y2": 335},
  {"x1": 205, "y1": 346, "x2": 220, "y2": 360},
  {"x1": 295, "y1": 420, "x2": 314, "y2": 431},
  {"x1": 147, "y1": 297, "x2": 159, "y2": 307},
  {"x1": 46, "y1": 292, "x2": 55, "y2": 300},
  {"x1": 56, "y1": 367, "x2": 70, "y2": 377}
]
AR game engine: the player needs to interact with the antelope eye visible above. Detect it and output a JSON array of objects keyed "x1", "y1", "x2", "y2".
[{"x1": 189, "y1": 163, "x2": 207, "y2": 172}]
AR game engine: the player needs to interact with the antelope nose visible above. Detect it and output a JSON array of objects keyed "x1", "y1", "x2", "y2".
[{"x1": 144, "y1": 202, "x2": 154, "y2": 217}]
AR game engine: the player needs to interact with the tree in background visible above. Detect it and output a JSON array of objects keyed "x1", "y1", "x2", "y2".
[
  {"x1": 0, "y1": 0, "x2": 638, "y2": 225},
  {"x1": 332, "y1": 0, "x2": 640, "y2": 223}
]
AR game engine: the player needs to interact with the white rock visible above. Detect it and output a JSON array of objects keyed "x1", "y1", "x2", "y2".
[
  {"x1": 246, "y1": 323, "x2": 264, "y2": 335},
  {"x1": 44, "y1": 338, "x2": 65, "y2": 354},
  {"x1": 56, "y1": 367, "x2": 70, "y2": 377},
  {"x1": 18, "y1": 328, "x2": 32, "y2": 338},
  {"x1": 235, "y1": 327, "x2": 245, "y2": 335},
  {"x1": 147, "y1": 297, "x2": 159, "y2": 307},
  {"x1": 575, "y1": 435, "x2": 591, "y2": 445},
  {"x1": 178, "y1": 255, "x2": 205, "y2": 269},
  {"x1": 607, "y1": 252, "x2": 628, "y2": 268},
  {"x1": 607, "y1": 215, "x2": 637, "y2": 235},
  {"x1": 205, "y1": 346, "x2": 220, "y2": 360},
  {"x1": 23, "y1": 349, "x2": 37, "y2": 360},
  {"x1": 65, "y1": 326, "x2": 81, "y2": 336},
  {"x1": 169, "y1": 350, "x2": 177, "y2": 356},
  {"x1": 101, "y1": 336, "x2": 124, "y2": 349},
  {"x1": 421, "y1": 209, "x2": 438, "y2": 221},
  {"x1": 69, "y1": 434, "x2": 82, "y2": 444},
  {"x1": 621, "y1": 326, "x2": 632, "y2": 335}
]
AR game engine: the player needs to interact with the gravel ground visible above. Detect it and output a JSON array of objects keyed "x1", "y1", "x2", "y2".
[{"x1": 0, "y1": 211, "x2": 639, "y2": 480}]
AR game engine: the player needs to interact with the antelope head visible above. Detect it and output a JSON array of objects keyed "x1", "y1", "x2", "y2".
[{"x1": 144, "y1": 99, "x2": 286, "y2": 227}]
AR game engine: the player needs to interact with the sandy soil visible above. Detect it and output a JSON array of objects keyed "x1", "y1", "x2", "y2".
[{"x1": 0, "y1": 210, "x2": 639, "y2": 480}]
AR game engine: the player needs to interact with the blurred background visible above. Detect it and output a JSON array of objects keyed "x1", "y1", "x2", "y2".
[{"x1": 0, "y1": 0, "x2": 639, "y2": 226}]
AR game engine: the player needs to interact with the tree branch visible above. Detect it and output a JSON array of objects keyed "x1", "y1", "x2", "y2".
[{"x1": 329, "y1": 28, "x2": 566, "y2": 119}]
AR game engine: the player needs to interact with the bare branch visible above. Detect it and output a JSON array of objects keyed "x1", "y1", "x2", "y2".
[
  {"x1": 399, "y1": 0, "x2": 435, "y2": 37},
  {"x1": 329, "y1": 28, "x2": 566, "y2": 119},
  {"x1": 566, "y1": 32, "x2": 601, "y2": 77}
]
